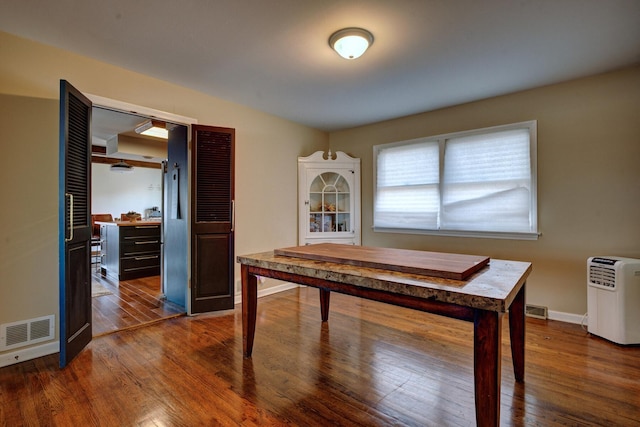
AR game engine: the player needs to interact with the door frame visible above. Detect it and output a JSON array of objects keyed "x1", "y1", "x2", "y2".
[{"x1": 86, "y1": 94, "x2": 198, "y2": 314}]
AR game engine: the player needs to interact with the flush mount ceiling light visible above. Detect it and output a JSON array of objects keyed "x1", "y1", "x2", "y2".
[
  {"x1": 110, "y1": 160, "x2": 134, "y2": 173},
  {"x1": 134, "y1": 119, "x2": 168, "y2": 139},
  {"x1": 329, "y1": 27, "x2": 374, "y2": 60}
]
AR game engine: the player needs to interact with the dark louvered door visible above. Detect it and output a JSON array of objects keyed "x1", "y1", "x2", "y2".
[
  {"x1": 59, "y1": 80, "x2": 92, "y2": 367},
  {"x1": 191, "y1": 125, "x2": 235, "y2": 313}
]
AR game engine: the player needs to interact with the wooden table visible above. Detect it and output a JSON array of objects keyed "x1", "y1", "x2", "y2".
[{"x1": 238, "y1": 246, "x2": 531, "y2": 427}]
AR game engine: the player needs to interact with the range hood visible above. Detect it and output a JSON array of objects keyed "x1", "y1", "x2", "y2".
[{"x1": 105, "y1": 134, "x2": 168, "y2": 164}]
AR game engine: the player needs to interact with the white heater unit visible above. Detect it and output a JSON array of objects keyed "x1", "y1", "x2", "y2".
[{"x1": 587, "y1": 256, "x2": 640, "y2": 345}]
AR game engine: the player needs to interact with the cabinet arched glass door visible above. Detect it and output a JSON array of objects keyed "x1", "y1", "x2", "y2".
[{"x1": 308, "y1": 172, "x2": 351, "y2": 234}]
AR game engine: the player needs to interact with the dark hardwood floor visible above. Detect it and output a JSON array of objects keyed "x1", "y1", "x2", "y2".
[
  {"x1": 3, "y1": 287, "x2": 639, "y2": 426},
  {"x1": 91, "y1": 273, "x2": 184, "y2": 336}
]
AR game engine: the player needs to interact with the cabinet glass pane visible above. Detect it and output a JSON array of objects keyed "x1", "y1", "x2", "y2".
[
  {"x1": 310, "y1": 193, "x2": 322, "y2": 212},
  {"x1": 335, "y1": 175, "x2": 349, "y2": 193},
  {"x1": 337, "y1": 213, "x2": 350, "y2": 232},
  {"x1": 324, "y1": 193, "x2": 336, "y2": 212},
  {"x1": 337, "y1": 193, "x2": 349, "y2": 212},
  {"x1": 323, "y1": 213, "x2": 336, "y2": 232},
  {"x1": 308, "y1": 171, "x2": 351, "y2": 234},
  {"x1": 309, "y1": 173, "x2": 333, "y2": 192},
  {"x1": 309, "y1": 214, "x2": 322, "y2": 232}
]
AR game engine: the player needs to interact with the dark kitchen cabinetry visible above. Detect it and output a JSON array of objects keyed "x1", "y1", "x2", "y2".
[{"x1": 103, "y1": 223, "x2": 161, "y2": 280}]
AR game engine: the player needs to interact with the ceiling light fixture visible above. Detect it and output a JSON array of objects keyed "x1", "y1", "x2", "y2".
[
  {"x1": 110, "y1": 160, "x2": 134, "y2": 173},
  {"x1": 329, "y1": 27, "x2": 374, "y2": 60},
  {"x1": 135, "y1": 119, "x2": 168, "y2": 139}
]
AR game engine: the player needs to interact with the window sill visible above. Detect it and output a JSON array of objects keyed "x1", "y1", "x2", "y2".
[{"x1": 373, "y1": 227, "x2": 540, "y2": 241}]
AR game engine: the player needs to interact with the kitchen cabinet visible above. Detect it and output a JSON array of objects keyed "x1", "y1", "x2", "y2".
[
  {"x1": 298, "y1": 151, "x2": 361, "y2": 245},
  {"x1": 101, "y1": 222, "x2": 161, "y2": 280}
]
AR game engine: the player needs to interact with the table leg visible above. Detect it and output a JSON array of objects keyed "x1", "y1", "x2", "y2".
[
  {"x1": 319, "y1": 289, "x2": 330, "y2": 322},
  {"x1": 509, "y1": 283, "x2": 526, "y2": 382},
  {"x1": 242, "y1": 264, "x2": 258, "y2": 358},
  {"x1": 474, "y1": 309, "x2": 502, "y2": 427}
]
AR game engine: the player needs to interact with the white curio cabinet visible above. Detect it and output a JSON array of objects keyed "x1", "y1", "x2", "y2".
[{"x1": 298, "y1": 151, "x2": 361, "y2": 246}]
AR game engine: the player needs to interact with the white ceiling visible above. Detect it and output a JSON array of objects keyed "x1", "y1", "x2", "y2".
[{"x1": 2, "y1": 0, "x2": 639, "y2": 132}]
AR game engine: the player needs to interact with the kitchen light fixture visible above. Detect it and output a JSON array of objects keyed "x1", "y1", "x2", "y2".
[
  {"x1": 329, "y1": 27, "x2": 374, "y2": 60},
  {"x1": 110, "y1": 160, "x2": 134, "y2": 173},
  {"x1": 135, "y1": 119, "x2": 168, "y2": 139}
]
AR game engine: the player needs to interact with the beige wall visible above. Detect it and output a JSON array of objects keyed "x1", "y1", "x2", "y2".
[
  {"x1": 0, "y1": 31, "x2": 327, "y2": 354},
  {"x1": 0, "y1": 94, "x2": 59, "y2": 330},
  {"x1": 2, "y1": 27, "x2": 638, "y2": 362},
  {"x1": 329, "y1": 65, "x2": 640, "y2": 316}
]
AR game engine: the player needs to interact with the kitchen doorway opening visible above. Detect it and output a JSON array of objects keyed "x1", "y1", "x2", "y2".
[{"x1": 88, "y1": 99, "x2": 193, "y2": 336}]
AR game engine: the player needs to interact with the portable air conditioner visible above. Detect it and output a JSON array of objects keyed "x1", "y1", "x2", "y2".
[{"x1": 587, "y1": 256, "x2": 640, "y2": 345}]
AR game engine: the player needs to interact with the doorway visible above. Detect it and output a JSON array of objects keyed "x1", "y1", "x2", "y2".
[
  {"x1": 89, "y1": 104, "x2": 188, "y2": 336},
  {"x1": 60, "y1": 83, "x2": 236, "y2": 366}
]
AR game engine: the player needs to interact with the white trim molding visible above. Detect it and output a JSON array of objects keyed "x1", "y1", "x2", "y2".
[
  {"x1": 548, "y1": 310, "x2": 584, "y2": 325},
  {"x1": 0, "y1": 341, "x2": 59, "y2": 368},
  {"x1": 86, "y1": 93, "x2": 197, "y2": 126},
  {"x1": 235, "y1": 282, "x2": 300, "y2": 305}
]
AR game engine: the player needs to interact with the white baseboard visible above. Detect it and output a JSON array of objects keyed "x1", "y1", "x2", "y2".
[
  {"x1": 548, "y1": 310, "x2": 586, "y2": 325},
  {"x1": 235, "y1": 282, "x2": 300, "y2": 305},
  {"x1": 0, "y1": 341, "x2": 59, "y2": 368}
]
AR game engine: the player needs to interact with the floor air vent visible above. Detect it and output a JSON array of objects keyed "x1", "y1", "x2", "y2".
[
  {"x1": 0, "y1": 315, "x2": 55, "y2": 351},
  {"x1": 525, "y1": 304, "x2": 548, "y2": 319}
]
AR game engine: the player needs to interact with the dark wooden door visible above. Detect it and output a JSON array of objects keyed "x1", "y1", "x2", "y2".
[
  {"x1": 58, "y1": 80, "x2": 92, "y2": 367},
  {"x1": 190, "y1": 125, "x2": 235, "y2": 313},
  {"x1": 164, "y1": 124, "x2": 188, "y2": 307}
]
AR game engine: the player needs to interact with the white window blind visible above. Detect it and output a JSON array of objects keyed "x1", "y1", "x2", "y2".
[
  {"x1": 442, "y1": 129, "x2": 532, "y2": 232},
  {"x1": 375, "y1": 140, "x2": 439, "y2": 229},
  {"x1": 373, "y1": 121, "x2": 537, "y2": 239}
]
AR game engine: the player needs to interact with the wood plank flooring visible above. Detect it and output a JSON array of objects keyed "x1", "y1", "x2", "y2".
[
  {"x1": 92, "y1": 273, "x2": 184, "y2": 336},
  {"x1": 3, "y1": 286, "x2": 639, "y2": 426}
]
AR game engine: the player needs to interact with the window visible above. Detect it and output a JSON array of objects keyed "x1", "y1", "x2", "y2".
[{"x1": 374, "y1": 121, "x2": 538, "y2": 239}]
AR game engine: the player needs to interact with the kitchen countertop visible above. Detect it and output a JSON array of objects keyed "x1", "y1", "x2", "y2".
[{"x1": 96, "y1": 220, "x2": 161, "y2": 227}]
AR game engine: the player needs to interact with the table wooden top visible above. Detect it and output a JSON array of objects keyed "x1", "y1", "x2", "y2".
[
  {"x1": 274, "y1": 244, "x2": 489, "y2": 280},
  {"x1": 237, "y1": 247, "x2": 531, "y2": 312}
]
